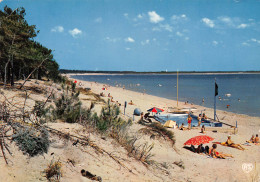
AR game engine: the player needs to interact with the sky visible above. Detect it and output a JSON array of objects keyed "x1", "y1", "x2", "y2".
[{"x1": 1, "y1": 0, "x2": 260, "y2": 71}]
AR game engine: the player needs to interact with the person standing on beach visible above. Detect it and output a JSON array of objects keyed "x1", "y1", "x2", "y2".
[
  {"x1": 254, "y1": 134, "x2": 259, "y2": 144},
  {"x1": 197, "y1": 114, "x2": 202, "y2": 127},
  {"x1": 187, "y1": 115, "x2": 192, "y2": 129}
]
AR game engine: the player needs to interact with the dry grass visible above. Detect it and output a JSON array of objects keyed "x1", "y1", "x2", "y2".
[
  {"x1": 43, "y1": 159, "x2": 62, "y2": 182},
  {"x1": 139, "y1": 122, "x2": 175, "y2": 146},
  {"x1": 77, "y1": 87, "x2": 105, "y2": 103}
]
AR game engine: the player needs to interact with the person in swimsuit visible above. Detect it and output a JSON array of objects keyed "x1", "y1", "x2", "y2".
[
  {"x1": 187, "y1": 115, "x2": 192, "y2": 130},
  {"x1": 246, "y1": 135, "x2": 255, "y2": 143},
  {"x1": 202, "y1": 113, "x2": 208, "y2": 119},
  {"x1": 225, "y1": 136, "x2": 245, "y2": 150},
  {"x1": 209, "y1": 144, "x2": 233, "y2": 159},
  {"x1": 197, "y1": 114, "x2": 202, "y2": 127}
]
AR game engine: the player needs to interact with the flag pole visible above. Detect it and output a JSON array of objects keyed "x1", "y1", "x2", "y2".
[{"x1": 214, "y1": 78, "x2": 217, "y2": 121}]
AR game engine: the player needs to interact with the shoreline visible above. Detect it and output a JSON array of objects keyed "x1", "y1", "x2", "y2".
[
  {"x1": 66, "y1": 72, "x2": 260, "y2": 76},
  {"x1": 68, "y1": 73, "x2": 259, "y2": 119}
]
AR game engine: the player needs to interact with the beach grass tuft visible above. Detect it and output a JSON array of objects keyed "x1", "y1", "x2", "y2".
[
  {"x1": 138, "y1": 122, "x2": 175, "y2": 146},
  {"x1": 43, "y1": 159, "x2": 62, "y2": 182}
]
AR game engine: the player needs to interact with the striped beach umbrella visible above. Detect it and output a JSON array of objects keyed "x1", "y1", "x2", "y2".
[{"x1": 184, "y1": 135, "x2": 214, "y2": 146}]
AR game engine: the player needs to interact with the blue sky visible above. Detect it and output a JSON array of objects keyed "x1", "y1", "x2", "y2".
[{"x1": 1, "y1": 0, "x2": 260, "y2": 71}]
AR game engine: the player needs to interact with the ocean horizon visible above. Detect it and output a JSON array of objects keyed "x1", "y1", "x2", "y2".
[{"x1": 71, "y1": 73, "x2": 260, "y2": 117}]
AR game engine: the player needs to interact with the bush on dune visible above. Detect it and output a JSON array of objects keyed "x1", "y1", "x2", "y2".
[{"x1": 12, "y1": 124, "x2": 49, "y2": 157}]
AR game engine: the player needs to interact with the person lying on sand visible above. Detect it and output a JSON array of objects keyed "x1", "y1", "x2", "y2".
[
  {"x1": 144, "y1": 113, "x2": 153, "y2": 122},
  {"x1": 196, "y1": 144, "x2": 205, "y2": 154},
  {"x1": 221, "y1": 136, "x2": 245, "y2": 150},
  {"x1": 209, "y1": 144, "x2": 233, "y2": 159},
  {"x1": 246, "y1": 135, "x2": 255, "y2": 143}
]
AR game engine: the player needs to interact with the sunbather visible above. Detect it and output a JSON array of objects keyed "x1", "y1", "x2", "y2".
[
  {"x1": 196, "y1": 144, "x2": 205, "y2": 154},
  {"x1": 246, "y1": 135, "x2": 255, "y2": 143},
  {"x1": 209, "y1": 144, "x2": 233, "y2": 159},
  {"x1": 129, "y1": 100, "x2": 134, "y2": 105},
  {"x1": 222, "y1": 136, "x2": 245, "y2": 150}
]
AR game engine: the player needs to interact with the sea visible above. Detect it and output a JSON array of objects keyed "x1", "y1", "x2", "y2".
[{"x1": 71, "y1": 73, "x2": 260, "y2": 117}]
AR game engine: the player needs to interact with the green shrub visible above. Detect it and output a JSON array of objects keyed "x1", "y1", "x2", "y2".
[{"x1": 12, "y1": 126, "x2": 49, "y2": 157}]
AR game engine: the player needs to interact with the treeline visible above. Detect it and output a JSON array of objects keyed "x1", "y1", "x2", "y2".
[{"x1": 0, "y1": 6, "x2": 61, "y2": 86}]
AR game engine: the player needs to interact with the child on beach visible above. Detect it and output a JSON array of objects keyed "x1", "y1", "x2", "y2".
[{"x1": 179, "y1": 123, "x2": 187, "y2": 130}]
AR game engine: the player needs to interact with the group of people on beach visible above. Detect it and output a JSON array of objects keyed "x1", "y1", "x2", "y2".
[
  {"x1": 182, "y1": 113, "x2": 208, "y2": 130},
  {"x1": 187, "y1": 135, "x2": 253, "y2": 159},
  {"x1": 188, "y1": 143, "x2": 233, "y2": 159},
  {"x1": 247, "y1": 134, "x2": 259, "y2": 144}
]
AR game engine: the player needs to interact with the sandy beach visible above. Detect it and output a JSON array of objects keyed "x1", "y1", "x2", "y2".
[
  {"x1": 68, "y1": 74, "x2": 260, "y2": 182},
  {"x1": 0, "y1": 75, "x2": 259, "y2": 182}
]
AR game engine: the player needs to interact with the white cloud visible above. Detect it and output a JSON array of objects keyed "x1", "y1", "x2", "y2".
[
  {"x1": 218, "y1": 16, "x2": 250, "y2": 29},
  {"x1": 218, "y1": 16, "x2": 232, "y2": 24},
  {"x1": 148, "y1": 11, "x2": 164, "y2": 23},
  {"x1": 249, "y1": 38, "x2": 260, "y2": 44},
  {"x1": 185, "y1": 37, "x2": 189, "y2": 40},
  {"x1": 125, "y1": 37, "x2": 135, "y2": 43},
  {"x1": 176, "y1": 31, "x2": 183, "y2": 37},
  {"x1": 51, "y1": 26, "x2": 64, "y2": 33},
  {"x1": 137, "y1": 14, "x2": 143, "y2": 19},
  {"x1": 171, "y1": 14, "x2": 188, "y2": 22},
  {"x1": 213, "y1": 41, "x2": 218, "y2": 45},
  {"x1": 152, "y1": 24, "x2": 173, "y2": 32},
  {"x1": 69, "y1": 28, "x2": 82, "y2": 38},
  {"x1": 105, "y1": 37, "x2": 120, "y2": 43},
  {"x1": 237, "y1": 23, "x2": 248, "y2": 29},
  {"x1": 161, "y1": 24, "x2": 173, "y2": 32},
  {"x1": 125, "y1": 47, "x2": 131, "y2": 51},
  {"x1": 94, "y1": 17, "x2": 102, "y2": 23},
  {"x1": 201, "y1": 18, "x2": 215, "y2": 28},
  {"x1": 242, "y1": 42, "x2": 250, "y2": 46},
  {"x1": 141, "y1": 39, "x2": 150, "y2": 45}
]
